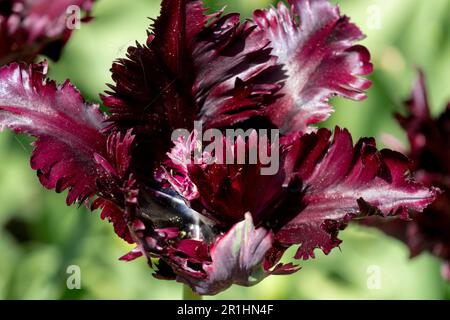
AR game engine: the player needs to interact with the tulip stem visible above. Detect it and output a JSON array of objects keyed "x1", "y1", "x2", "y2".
[{"x1": 183, "y1": 285, "x2": 202, "y2": 300}]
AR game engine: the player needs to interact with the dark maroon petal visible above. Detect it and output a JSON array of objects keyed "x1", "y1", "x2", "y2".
[
  {"x1": 269, "y1": 262, "x2": 301, "y2": 275},
  {"x1": 0, "y1": 62, "x2": 140, "y2": 243},
  {"x1": 96, "y1": 178, "x2": 140, "y2": 244},
  {"x1": 177, "y1": 213, "x2": 273, "y2": 295},
  {"x1": 402, "y1": 70, "x2": 431, "y2": 120},
  {"x1": 119, "y1": 247, "x2": 143, "y2": 262},
  {"x1": 165, "y1": 239, "x2": 211, "y2": 279},
  {"x1": 102, "y1": 0, "x2": 206, "y2": 134},
  {"x1": 103, "y1": 0, "x2": 279, "y2": 163},
  {"x1": 91, "y1": 136, "x2": 138, "y2": 244},
  {"x1": 104, "y1": 129, "x2": 135, "y2": 178},
  {"x1": 395, "y1": 70, "x2": 431, "y2": 158},
  {"x1": 263, "y1": 245, "x2": 301, "y2": 275},
  {"x1": 161, "y1": 130, "x2": 303, "y2": 227},
  {"x1": 187, "y1": 161, "x2": 287, "y2": 226},
  {"x1": 0, "y1": 0, "x2": 95, "y2": 64},
  {"x1": 102, "y1": 0, "x2": 211, "y2": 178},
  {"x1": 253, "y1": 0, "x2": 372, "y2": 133},
  {"x1": 152, "y1": 0, "x2": 206, "y2": 75},
  {"x1": 193, "y1": 12, "x2": 280, "y2": 129},
  {"x1": 277, "y1": 127, "x2": 439, "y2": 259},
  {"x1": 0, "y1": 62, "x2": 108, "y2": 205},
  {"x1": 92, "y1": 198, "x2": 134, "y2": 243},
  {"x1": 396, "y1": 73, "x2": 450, "y2": 176}
]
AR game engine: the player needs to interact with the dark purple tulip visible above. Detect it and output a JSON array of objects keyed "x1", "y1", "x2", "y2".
[
  {"x1": 365, "y1": 71, "x2": 450, "y2": 281},
  {"x1": 0, "y1": 0, "x2": 439, "y2": 295}
]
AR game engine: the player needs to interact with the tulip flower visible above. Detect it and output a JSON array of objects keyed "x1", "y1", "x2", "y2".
[
  {"x1": 0, "y1": 0, "x2": 438, "y2": 295},
  {"x1": 365, "y1": 71, "x2": 450, "y2": 281}
]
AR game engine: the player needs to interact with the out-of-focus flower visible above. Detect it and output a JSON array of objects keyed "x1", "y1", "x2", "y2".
[
  {"x1": 365, "y1": 71, "x2": 450, "y2": 280},
  {"x1": 0, "y1": 0, "x2": 439, "y2": 295},
  {"x1": 0, "y1": 0, "x2": 94, "y2": 65}
]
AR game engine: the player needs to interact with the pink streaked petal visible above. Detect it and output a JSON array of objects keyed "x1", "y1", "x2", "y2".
[
  {"x1": 119, "y1": 246, "x2": 144, "y2": 262},
  {"x1": 0, "y1": 61, "x2": 108, "y2": 205},
  {"x1": 253, "y1": 0, "x2": 373, "y2": 133},
  {"x1": 277, "y1": 127, "x2": 439, "y2": 259},
  {"x1": 178, "y1": 213, "x2": 273, "y2": 295},
  {"x1": 194, "y1": 13, "x2": 279, "y2": 128}
]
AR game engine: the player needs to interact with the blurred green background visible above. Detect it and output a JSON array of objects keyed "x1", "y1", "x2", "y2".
[{"x1": 1, "y1": 0, "x2": 450, "y2": 299}]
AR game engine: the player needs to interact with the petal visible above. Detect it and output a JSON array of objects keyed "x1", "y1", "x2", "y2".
[
  {"x1": 277, "y1": 127, "x2": 439, "y2": 259},
  {"x1": 194, "y1": 13, "x2": 280, "y2": 129},
  {"x1": 102, "y1": 0, "x2": 207, "y2": 134},
  {"x1": 0, "y1": 62, "x2": 107, "y2": 204},
  {"x1": 94, "y1": 131, "x2": 139, "y2": 242},
  {"x1": 253, "y1": 0, "x2": 373, "y2": 133},
  {"x1": 396, "y1": 72, "x2": 450, "y2": 174},
  {"x1": 102, "y1": 0, "x2": 209, "y2": 174},
  {"x1": 177, "y1": 213, "x2": 273, "y2": 295},
  {"x1": 152, "y1": 0, "x2": 207, "y2": 74},
  {"x1": 119, "y1": 246, "x2": 143, "y2": 262},
  {"x1": 92, "y1": 198, "x2": 134, "y2": 243},
  {"x1": 402, "y1": 69, "x2": 431, "y2": 120}
]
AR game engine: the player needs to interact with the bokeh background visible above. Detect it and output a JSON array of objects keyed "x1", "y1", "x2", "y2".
[{"x1": 1, "y1": 0, "x2": 450, "y2": 299}]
